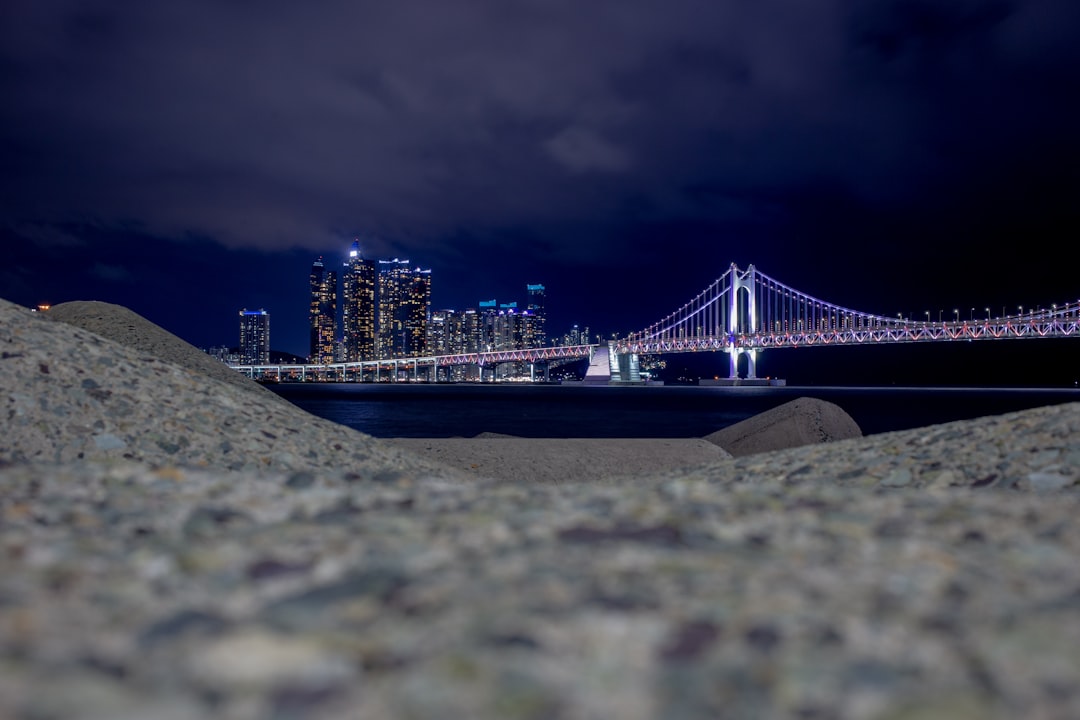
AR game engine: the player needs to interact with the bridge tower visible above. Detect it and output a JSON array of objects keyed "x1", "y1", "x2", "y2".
[{"x1": 727, "y1": 263, "x2": 759, "y2": 380}]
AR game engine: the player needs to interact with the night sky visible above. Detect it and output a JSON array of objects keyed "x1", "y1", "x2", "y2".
[{"x1": 3, "y1": 1, "x2": 1079, "y2": 383}]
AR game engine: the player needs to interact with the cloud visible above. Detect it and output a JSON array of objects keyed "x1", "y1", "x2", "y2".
[
  {"x1": 0, "y1": 0, "x2": 1077, "y2": 276},
  {"x1": 545, "y1": 126, "x2": 632, "y2": 174}
]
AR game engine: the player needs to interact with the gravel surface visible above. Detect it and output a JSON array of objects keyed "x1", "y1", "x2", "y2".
[
  {"x1": 382, "y1": 436, "x2": 733, "y2": 483},
  {"x1": 3, "y1": 296, "x2": 1080, "y2": 720}
]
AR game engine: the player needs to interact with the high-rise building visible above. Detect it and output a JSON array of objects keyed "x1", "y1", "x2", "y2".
[
  {"x1": 308, "y1": 257, "x2": 337, "y2": 365},
  {"x1": 428, "y1": 309, "x2": 455, "y2": 356},
  {"x1": 460, "y1": 308, "x2": 483, "y2": 353},
  {"x1": 378, "y1": 259, "x2": 431, "y2": 358},
  {"x1": 525, "y1": 283, "x2": 546, "y2": 347},
  {"x1": 496, "y1": 302, "x2": 523, "y2": 350},
  {"x1": 561, "y1": 324, "x2": 590, "y2": 347},
  {"x1": 377, "y1": 259, "x2": 409, "y2": 358},
  {"x1": 342, "y1": 240, "x2": 377, "y2": 362},
  {"x1": 238, "y1": 309, "x2": 270, "y2": 365},
  {"x1": 444, "y1": 309, "x2": 475, "y2": 381},
  {"x1": 404, "y1": 267, "x2": 432, "y2": 356},
  {"x1": 477, "y1": 299, "x2": 498, "y2": 352}
]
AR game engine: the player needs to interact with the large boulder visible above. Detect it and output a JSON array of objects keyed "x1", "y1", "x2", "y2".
[
  {"x1": 704, "y1": 396, "x2": 862, "y2": 457},
  {"x1": 0, "y1": 297, "x2": 463, "y2": 478},
  {"x1": 44, "y1": 299, "x2": 281, "y2": 404}
]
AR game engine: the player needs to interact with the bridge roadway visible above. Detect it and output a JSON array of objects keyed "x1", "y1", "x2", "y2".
[
  {"x1": 231, "y1": 312, "x2": 1079, "y2": 384},
  {"x1": 230, "y1": 343, "x2": 597, "y2": 381},
  {"x1": 616, "y1": 313, "x2": 1080, "y2": 355}
]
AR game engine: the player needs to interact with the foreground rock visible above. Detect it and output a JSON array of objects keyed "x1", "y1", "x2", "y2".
[
  {"x1": 3, "y1": 296, "x2": 1080, "y2": 720},
  {"x1": 387, "y1": 397, "x2": 860, "y2": 483},
  {"x1": 384, "y1": 436, "x2": 732, "y2": 483},
  {"x1": 0, "y1": 298, "x2": 462, "y2": 478},
  {"x1": 704, "y1": 396, "x2": 863, "y2": 457},
  {"x1": 45, "y1": 299, "x2": 285, "y2": 405}
]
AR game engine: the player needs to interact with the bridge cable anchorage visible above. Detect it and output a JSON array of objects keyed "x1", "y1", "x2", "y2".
[{"x1": 611, "y1": 263, "x2": 1080, "y2": 381}]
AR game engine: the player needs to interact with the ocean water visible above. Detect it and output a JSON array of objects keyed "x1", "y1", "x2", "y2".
[{"x1": 267, "y1": 383, "x2": 1080, "y2": 439}]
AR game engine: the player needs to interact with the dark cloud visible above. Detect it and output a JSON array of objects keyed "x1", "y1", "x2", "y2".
[{"x1": 2, "y1": 0, "x2": 1079, "y2": 356}]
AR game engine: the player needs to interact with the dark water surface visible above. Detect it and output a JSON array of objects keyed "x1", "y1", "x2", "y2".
[{"x1": 268, "y1": 383, "x2": 1080, "y2": 439}]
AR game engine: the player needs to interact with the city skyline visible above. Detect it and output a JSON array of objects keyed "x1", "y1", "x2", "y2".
[
  {"x1": 313, "y1": 238, "x2": 556, "y2": 363},
  {"x1": 3, "y1": 2, "x2": 1080, "y2": 378},
  {"x1": 212, "y1": 240, "x2": 576, "y2": 374}
]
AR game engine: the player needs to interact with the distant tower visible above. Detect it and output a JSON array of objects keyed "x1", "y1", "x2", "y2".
[
  {"x1": 342, "y1": 240, "x2": 377, "y2": 361},
  {"x1": 238, "y1": 309, "x2": 270, "y2": 365},
  {"x1": 378, "y1": 259, "x2": 431, "y2": 357},
  {"x1": 497, "y1": 302, "x2": 522, "y2": 350},
  {"x1": 477, "y1": 299, "x2": 498, "y2": 352},
  {"x1": 308, "y1": 257, "x2": 337, "y2": 364},
  {"x1": 428, "y1": 309, "x2": 454, "y2": 355},
  {"x1": 404, "y1": 267, "x2": 432, "y2": 356},
  {"x1": 461, "y1": 308, "x2": 483, "y2": 353},
  {"x1": 525, "y1": 283, "x2": 546, "y2": 347}
]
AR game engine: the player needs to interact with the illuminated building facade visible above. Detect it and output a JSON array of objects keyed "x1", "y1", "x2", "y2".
[
  {"x1": 379, "y1": 259, "x2": 431, "y2": 358},
  {"x1": 238, "y1": 309, "x2": 270, "y2": 365},
  {"x1": 428, "y1": 309, "x2": 454, "y2": 355},
  {"x1": 404, "y1": 268, "x2": 432, "y2": 356},
  {"x1": 459, "y1": 308, "x2": 483, "y2": 353},
  {"x1": 342, "y1": 240, "x2": 377, "y2": 362},
  {"x1": 308, "y1": 257, "x2": 337, "y2": 364},
  {"x1": 477, "y1": 300, "x2": 498, "y2": 351},
  {"x1": 525, "y1": 283, "x2": 546, "y2": 347},
  {"x1": 560, "y1": 324, "x2": 591, "y2": 346},
  {"x1": 496, "y1": 303, "x2": 523, "y2": 350}
]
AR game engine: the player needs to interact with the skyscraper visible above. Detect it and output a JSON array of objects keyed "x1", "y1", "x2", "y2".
[
  {"x1": 404, "y1": 267, "x2": 432, "y2": 356},
  {"x1": 378, "y1": 259, "x2": 431, "y2": 358},
  {"x1": 342, "y1": 240, "x2": 377, "y2": 362},
  {"x1": 427, "y1": 309, "x2": 455, "y2": 355},
  {"x1": 460, "y1": 308, "x2": 483, "y2": 353},
  {"x1": 525, "y1": 283, "x2": 547, "y2": 347},
  {"x1": 308, "y1": 257, "x2": 337, "y2": 365},
  {"x1": 496, "y1": 302, "x2": 523, "y2": 350},
  {"x1": 238, "y1": 309, "x2": 270, "y2": 365},
  {"x1": 477, "y1": 299, "x2": 498, "y2": 352}
]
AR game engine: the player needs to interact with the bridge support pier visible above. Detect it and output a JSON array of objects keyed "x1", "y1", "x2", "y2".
[
  {"x1": 727, "y1": 348, "x2": 759, "y2": 380},
  {"x1": 528, "y1": 362, "x2": 550, "y2": 383}
]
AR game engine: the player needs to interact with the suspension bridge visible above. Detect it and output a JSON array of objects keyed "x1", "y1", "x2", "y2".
[
  {"x1": 609, "y1": 263, "x2": 1080, "y2": 383},
  {"x1": 231, "y1": 262, "x2": 1079, "y2": 384}
]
